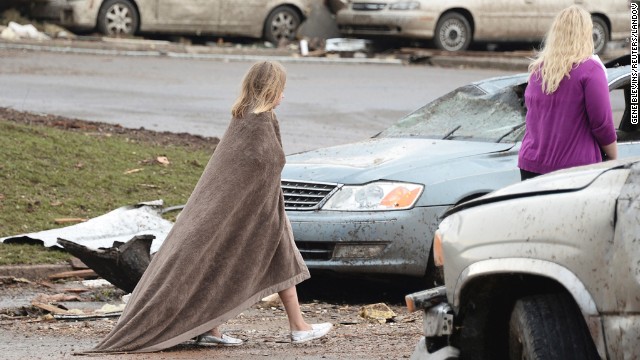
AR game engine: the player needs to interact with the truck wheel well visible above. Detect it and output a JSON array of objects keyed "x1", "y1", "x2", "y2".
[
  {"x1": 455, "y1": 193, "x2": 487, "y2": 206},
  {"x1": 452, "y1": 274, "x2": 567, "y2": 359}
]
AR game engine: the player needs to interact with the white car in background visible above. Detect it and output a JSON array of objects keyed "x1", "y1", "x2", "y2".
[
  {"x1": 30, "y1": 0, "x2": 313, "y2": 44},
  {"x1": 336, "y1": 0, "x2": 630, "y2": 54}
]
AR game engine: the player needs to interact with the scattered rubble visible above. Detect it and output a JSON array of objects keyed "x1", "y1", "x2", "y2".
[
  {"x1": 1, "y1": 21, "x2": 49, "y2": 40},
  {"x1": 360, "y1": 303, "x2": 397, "y2": 324},
  {"x1": 57, "y1": 235, "x2": 153, "y2": 293},
  {"x1": 0, "y1": 201, "x2": 174, "y2": 253},
  {"x1": 0, "y1": 271, "x2": 423, "y2": 359}
]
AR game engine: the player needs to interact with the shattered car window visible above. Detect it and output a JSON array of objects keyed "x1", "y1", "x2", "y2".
[{"x1": 378, "y1": 84, "x2": 527, "y2": 143}]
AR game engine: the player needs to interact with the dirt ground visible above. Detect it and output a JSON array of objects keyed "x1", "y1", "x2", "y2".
[
  {"x1": 0, "y1": 274, "x2": 424, "y2": 360},
  {"x1": 0, "y1": 109, "x2": 426, "y2": 360}
]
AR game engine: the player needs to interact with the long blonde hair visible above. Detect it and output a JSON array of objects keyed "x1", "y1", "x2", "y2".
[
  {"x1": 231, "y1": 61, "x2": 286, "y2": 118},
  {"x1": 529, "y1": 5, "x2": 594, "y2": 94}
]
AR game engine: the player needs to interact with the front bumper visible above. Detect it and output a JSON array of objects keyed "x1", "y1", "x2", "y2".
[
  {"x1": 411, "y1": 338, "x2": 459, "y2": 360},
  {"x1": 288, "y1": 205, "x2": 446, "y2": 277},
  {"x1": 406, "y1": 286, "x2": 460, "y2": 360},
  {"x1": 30, "y1": 0, "x2": 98, "y2": 30},
  {"x1": 336, "y1": 9, "x2": 435, "y2": 39}
]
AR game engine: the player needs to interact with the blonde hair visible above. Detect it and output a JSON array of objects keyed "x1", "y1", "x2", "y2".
[
  {"x1": 231, "y1": 61, "x2": 286, "y2": 118},
  {"x1": 529, "y1": 5, "x2": 594, "y2": 94}
]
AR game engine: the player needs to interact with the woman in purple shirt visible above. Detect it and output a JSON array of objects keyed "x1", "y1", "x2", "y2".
[{"x1": 518, "y1": 5, "x2": 618, "y2": 180}]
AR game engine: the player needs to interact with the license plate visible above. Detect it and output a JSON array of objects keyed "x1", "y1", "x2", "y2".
[{"x1": 352, "y1": 14, "x2": 372, "y2": 23}]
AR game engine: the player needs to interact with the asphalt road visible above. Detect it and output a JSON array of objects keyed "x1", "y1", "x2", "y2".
[{"x1": 0, "y1": 48, "x2": 514, "y2": 154}]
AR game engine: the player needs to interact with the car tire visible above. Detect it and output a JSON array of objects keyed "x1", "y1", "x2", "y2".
[
  {"x1": 97, "y1": 0, "x2": 139, "y2": 36},
  {"x1": 433, "y1": 12, "x2": 472, "y2": 52},
  {"x1": 508, "y1": 293, "x2": 599, "y2": 360},
  {"x1": 264, "y1": 6, "x2": 301, "y2": 45},
  {"x1": 592, "y1": 16, "x2": 609, "y2": 56}
]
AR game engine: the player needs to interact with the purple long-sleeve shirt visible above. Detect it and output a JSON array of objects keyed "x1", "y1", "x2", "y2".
[{"x1": 518, "y1": 57, "x2": 617, "y2": 174}]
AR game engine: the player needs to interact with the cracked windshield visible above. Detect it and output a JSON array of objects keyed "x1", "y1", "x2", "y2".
[{"x1": 379, "y1": 84, "x2": 527, "y2": 142}]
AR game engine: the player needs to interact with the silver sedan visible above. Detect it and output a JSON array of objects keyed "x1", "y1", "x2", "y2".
[
  {"x1": 30, "y1": 0, "x2": 313, "y2": 44},
  {"x1": 336, "y1": 0, "x2": 630, "y2": 54},
  {"x1": 281, "y1": 58, "x2": 639, "y2": 281}
]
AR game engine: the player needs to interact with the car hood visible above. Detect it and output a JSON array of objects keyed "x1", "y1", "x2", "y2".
[
  {"x1": 445, "y1": 157, "x2": 640, "y2": 217},
  {"x1": 283, "y1": 137, "x2": 514, "y2": 184}
]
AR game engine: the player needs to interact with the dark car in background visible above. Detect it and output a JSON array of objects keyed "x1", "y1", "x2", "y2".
[{"x1": 30, "y1": 0, "x2": 313, "y2": 43}]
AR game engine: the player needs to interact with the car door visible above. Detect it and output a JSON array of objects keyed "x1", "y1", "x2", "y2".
[
  {"x1": 608, "y1": 74, "x2": 640, "y2": 158},
  {"x1": 156, "y1": 0, "x2": 221, "y2": 31},
  {"x1": 534, "y1": 0, "x2": 575, "y2": 37},
  {"x1": 472, "y1": 0, "x2": 540, "y2": 41},
  {"x1": 217, "y1": 0, "x2": 265, "y2": 37}
]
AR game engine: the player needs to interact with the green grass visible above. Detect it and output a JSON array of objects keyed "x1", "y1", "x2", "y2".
[
  {"x1": 0, "y1": 119, "x2": 214, "y2": 265},
  {"x1": 0, "y1": 243, "x2": 71, "y2": 266}
]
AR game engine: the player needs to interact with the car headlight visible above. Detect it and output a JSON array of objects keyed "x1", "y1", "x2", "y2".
[
  {"x1": 389, "y1": 1, "x2": 420, "y2": 10},
  {"x1": 322, "y1": 181, "x2": 423, "y2": 211}
]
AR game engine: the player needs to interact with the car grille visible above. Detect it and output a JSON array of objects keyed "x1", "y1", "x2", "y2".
[
  {"x1": 281, "y1": 180, "x2": 339, "y2": 210},
  {"x1": 352, "y1": 3, "x2": 387, "y2": 11},
  {"x1": 296, "y1": 241, "x2": 335, "y2": 261}
]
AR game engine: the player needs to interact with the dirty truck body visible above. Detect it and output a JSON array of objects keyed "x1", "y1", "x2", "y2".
[{"x1": 408, "y1": 158, "x2": 640, "y2": 359}]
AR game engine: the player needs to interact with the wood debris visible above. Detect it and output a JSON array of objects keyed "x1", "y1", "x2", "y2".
[
  {"x1": 123, "y1": 168, "x2": 143, "y2": 174},
  {"x1": 54, "y1": 218, "x2": 88, "y2": 224},
  {"x1": 48, "y1": 269, "x2": 98, "y2": 280}
]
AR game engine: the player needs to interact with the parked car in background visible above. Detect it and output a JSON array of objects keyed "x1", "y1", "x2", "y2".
[
  {"x1": 406, "y1": 156, "x2": 640, "y2": 359},
  {"x1": 281, "y1": 56, "x2": 639, "y2": 282},
  {"x1": 30, "y1": 0, "x2": 313, "y2": 43},
  {"x1": 335, "y1": 0, "x2": 630, "y2": 54}
]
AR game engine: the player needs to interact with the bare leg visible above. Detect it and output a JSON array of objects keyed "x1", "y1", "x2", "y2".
[
  {"x1": 278, "y1": 286, "x2": 312, "y2": 332},
  {"x1": 205, "y1": 326, "x2": 222, "y2": 337}
]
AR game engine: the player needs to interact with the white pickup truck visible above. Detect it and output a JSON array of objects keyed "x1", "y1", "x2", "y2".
[{"x1": 407, "y1": 157, "x2": 640, "y2": 360}]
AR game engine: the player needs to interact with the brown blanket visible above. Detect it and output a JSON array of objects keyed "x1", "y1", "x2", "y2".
[{"x1": 88, "y1": 112, "x2": 310, "y2": 353}]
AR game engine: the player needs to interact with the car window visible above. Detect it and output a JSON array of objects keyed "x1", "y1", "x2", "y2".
[
  {"x1": 610, "y1": 87, "x2": 625, "y2": 129},
  {"x1": 377, "y1": 84, "x2": 527, "y2": 143},
  {"x1": 612, "y1": 80, "x2": 640, "y2": 142}
]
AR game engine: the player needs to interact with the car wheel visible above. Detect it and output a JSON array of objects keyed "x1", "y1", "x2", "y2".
[
  {"x1": 264, "y1": 6, "x2": 301, "y2": 45},
  {"x1": 434, "y1": 12, "x2": 472, "y2": 52},
  {"x1": 508, "y1": 293, "x2": 599, "y2": 360},
  {"x1": 97, "y1": 0, "x2": 139, "y2": 36},
  {"x1": 592, "y1": 16, "x2": 609, "y2": 55}
]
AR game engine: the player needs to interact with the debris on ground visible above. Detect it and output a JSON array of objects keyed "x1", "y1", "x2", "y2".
[
  {"x1": 0, "y1": 201, "x2": 173, "y2": 253},
  {"x1": 33, "y1": 293, "x2": 81, "y2": 303},
  {"x1": 57, "y1": 235, "x2": 154, "y2": 293},
  {"x1": 48, "y1": 269, "x2": 98, "y2": 281},
  {"x1": 1, "y1": 274, "x2": 424, "y2": 359},
  {"x1": 260, "y1": 293, "x2": 283, "y2": 308},
  {"x1": 359, "y1": 302, "x2": 397, "y2": 323},
  {"x1": 1, "y1": 21, "x2": 49, "y2": 40}
]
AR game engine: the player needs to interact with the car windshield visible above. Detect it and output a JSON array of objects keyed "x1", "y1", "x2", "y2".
[{"x1": 377, "y1": 83, "x2": 527, "y2": 143}]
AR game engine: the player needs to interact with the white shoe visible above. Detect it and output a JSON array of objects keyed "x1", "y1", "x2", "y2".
[
  {"x1": 291, "y1": 323, "x2": 333, "y2": 344},
  {"x1": 196, "y1": 333, "x2": 243, "y2": 346}
]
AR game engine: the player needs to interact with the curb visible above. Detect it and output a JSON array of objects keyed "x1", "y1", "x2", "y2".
[
  {"x1": 0, "y1": 38, "x2": 534, "y2": 69},
  {"x1": 429, "y1": 55, "x2": 531, "y2": 72},
  {"x1": 0, "y1": 264, "x2": 73, "y2": 281},
  {"x1": 0, "y1": 38, "x2": 629, "y2": 71},
  {"x1": 0, "y1": 40, "x2": 404, "y2": 65}
]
